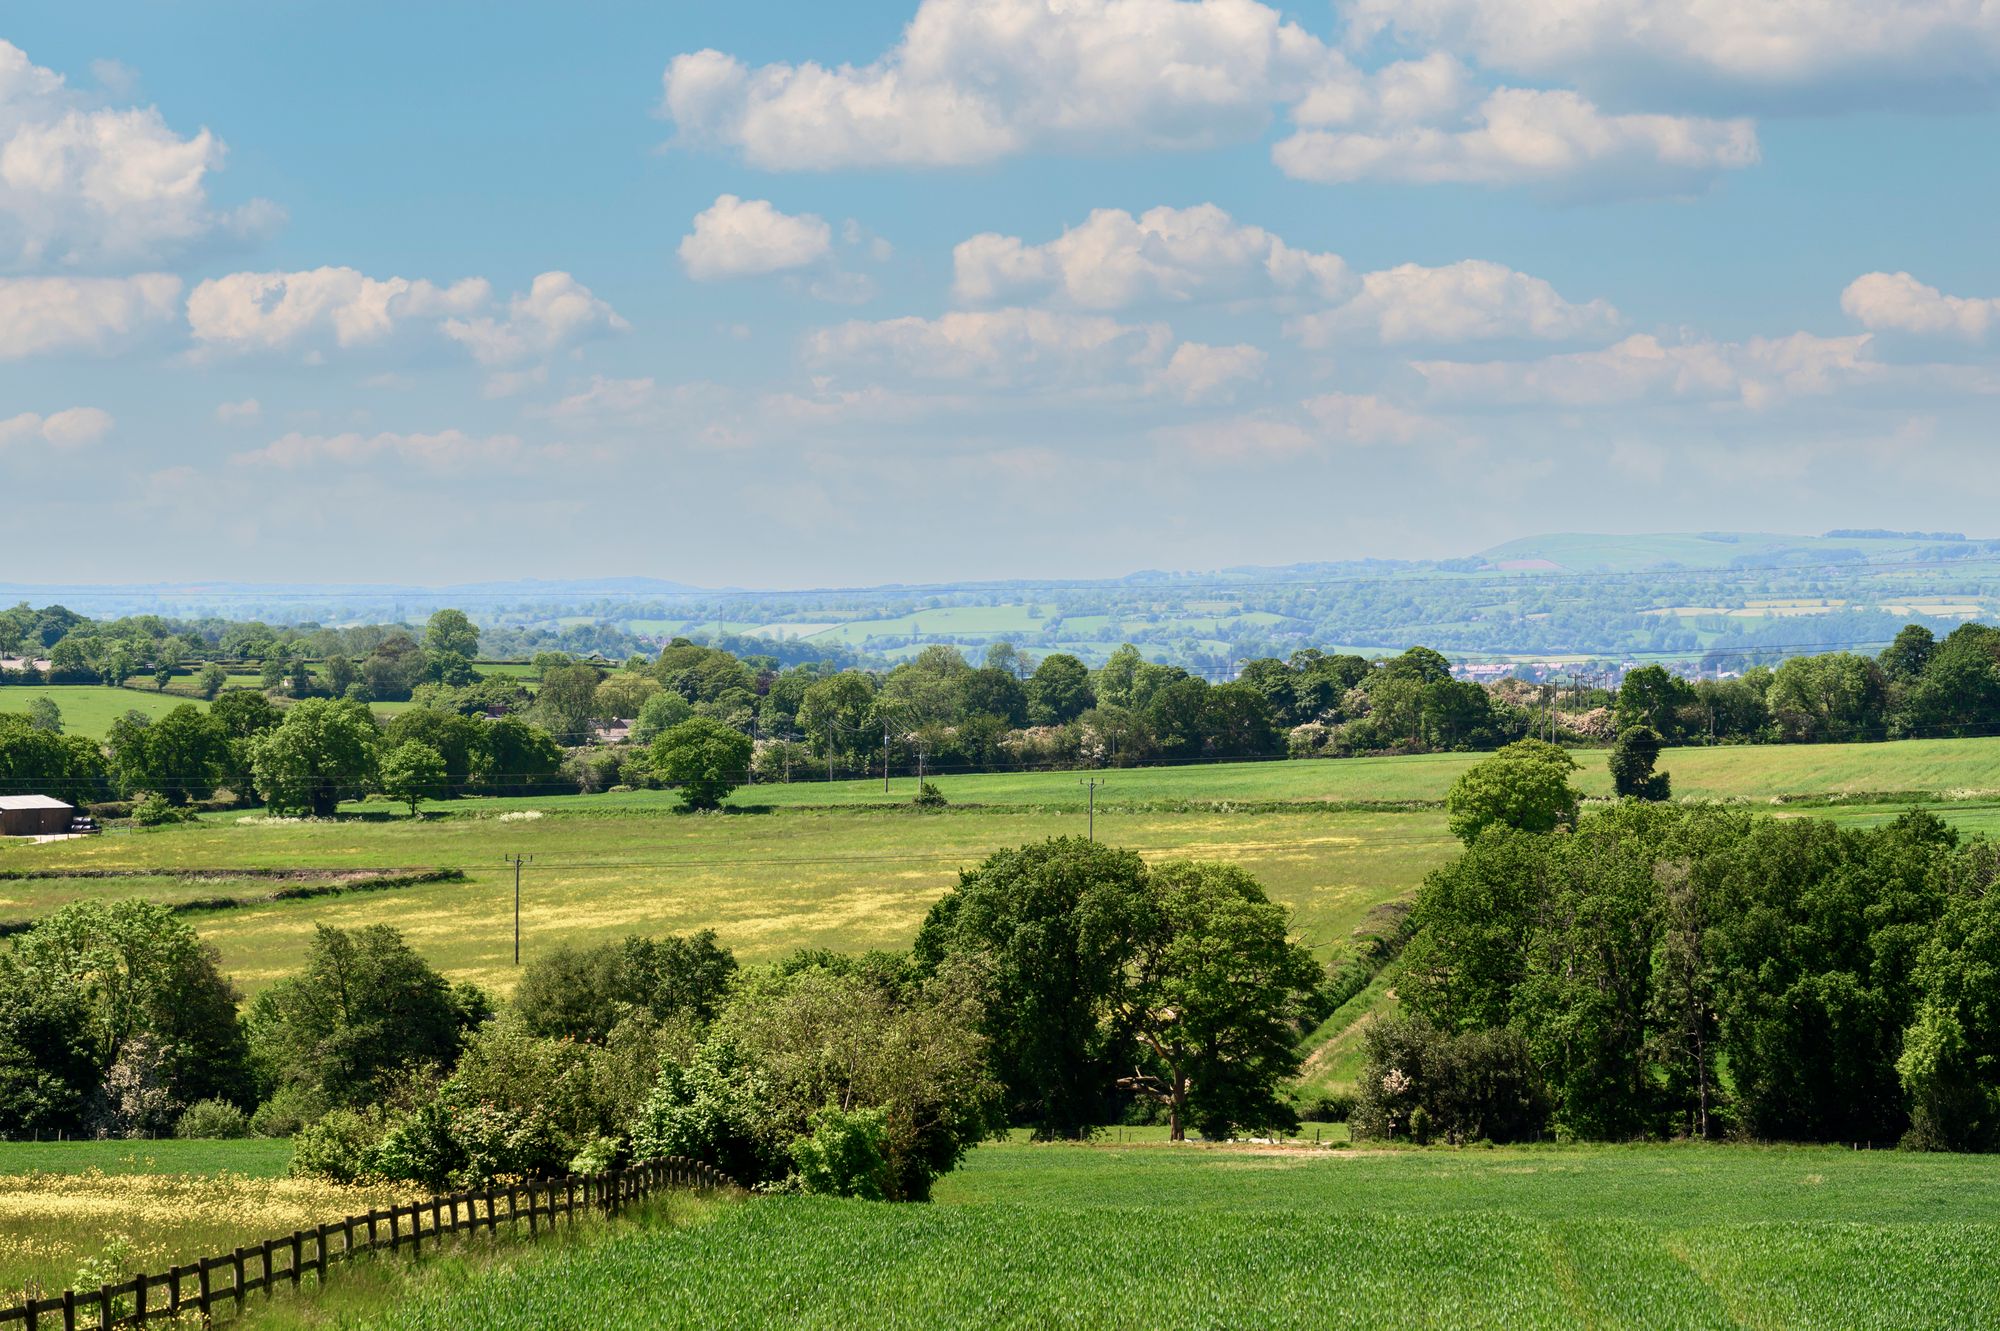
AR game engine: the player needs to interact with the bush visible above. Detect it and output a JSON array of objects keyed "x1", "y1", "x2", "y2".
[
  {"x1": 1299, "y1": 1092, "x2": 1355, "y2": 1123},
  {"x1": 1350, "y1": 1017, "x2": 1548, "y2": 1145},
  {"x1": 913, "y1": 781, "x2": 947, "y2": 808},
  {"x1": 175, "y1": 1098, "x2": 250, "y2": 1139},
  {"x1": 132, "y1": 792, "x2": 195, "y2": 827},
  {"x1": 251, "y1": 1084, "x2": 329, "y2": 1138},
  {"x1": 787, "y1": 1106, "x2": 893, "y2": 1199},
  {"x1": 290, "y1": 1108, "x2": 379, "y2": 1183}
]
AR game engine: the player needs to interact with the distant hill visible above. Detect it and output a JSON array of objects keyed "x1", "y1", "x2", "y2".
[{"x1": 1474, "y1": 531, "x2": 1994, "y2": 574}]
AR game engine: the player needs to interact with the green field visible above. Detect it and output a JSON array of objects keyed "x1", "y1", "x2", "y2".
[
  {"x1": 8, "y1": 736, "x2": 2000, "y2": 1001},
  {"x1": 231, "y1": 1141, "x2": 2000, "y2": 1330},
  {"x1": 0, "y1": 684, "x2": 211, "y2": 736}
]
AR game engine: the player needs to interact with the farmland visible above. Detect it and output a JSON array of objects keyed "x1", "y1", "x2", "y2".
[
  {"x1": 8, "y1": 736, "x2": 2000, "y2": 998},
  {"x1": 218, "y1": 1140, "x2": 2000, "y2": 1330}
]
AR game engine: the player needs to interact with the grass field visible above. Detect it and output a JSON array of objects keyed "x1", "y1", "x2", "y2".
[
  {"x1": 0, "y1": 685, "x2": 209, "y2": 736},
  {"x1": 226, "y1": 1141, "x2": 2000, "y2": 1330}
]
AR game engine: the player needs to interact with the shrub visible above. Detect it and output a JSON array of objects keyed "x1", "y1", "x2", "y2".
[
  {"x1": 787, "y1": 1106, "x2": 893, "y2": 1199},
  {"x1": 290, "y1": 1108, "x2": 379, "y2": 1183},
  {"x1": 251, "y1": 1085, "x2": 329, "y2": 1138},
  {"x1": 569, "y1": 1135, "x2": 621, "y2": 1175},
  {"x1": 913, "y1": 781, "x2": 947, "y2": 808},
  {"x1": 1350, "y1": 1017, "x2": 1548, "y2": 1145},
  {"x1": 175, "y1": 1098, "x2": 250, "y2": 1139},
  {"x1": 132, "y1": 793, "x2": 195, "y2": 827}
]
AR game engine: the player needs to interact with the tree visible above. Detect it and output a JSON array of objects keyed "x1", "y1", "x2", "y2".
[
  {"x1": 1899, "y1": 888, "x2": 2000, "y2": 1150},
  {"x1": 1093, "y1": 644, "x2": 1144, "y2": 709},
  {"x1": 593, "y1": 670, "x2": 660, "y2": 720},
  {"x1": 914, "y1": 838, "x2": 1151, "y2": 1137},
  {"x1": 515, "y1": 930, "x2": 739, "y2": 1043},
  {"x1": 1027, "y1": 654, "x2": 1095, "y2": 726},
  {"x1": 379, "y1": 741, "x2": 447, "y2": 816},
  {"x1": 651, "y1": 717, "x2": 753, "y2": 810},
  {"x1": 384, "y1": 708, "x2": 486, "y2": 792},
  {"x1": 196, "y1": 663, "x2": 229, "y2": 699},
  {"x1": 1880, "y1": 624, "x2": 1936, "y2": 683},
  {"x1": 248, "y1": 924, "x2": 480, "y2": 1107},
  {"x1": 0, "y1": 714, "x2": 108, "y2": 806},
  {"x1": 631, "y1": 690, "x2": 695, "y2": 746},
  {"x1": 1766, "y1": 653, "x2": 1888, "y2": 743},
  {"x1": 1443, "y1": 739, "x2": 1579, "y2": 845},
  {"x1": 423, "y1": 608, "x2": 480, "y2": 663},
  {"x1": 251, "y1": 698, "x2": 380, "y2": 816},
  {"x1": 1114, "y1": 861, "x2": 1325, "y2": 1140},
  {"x1": 798, "y1": 672, "x2": 876, "y2": 771},
  {"x1": 25, "y1": 697, "x2": 59, "y2": 732},
  {"x1": 361, "y1": 633, "x2": 428, "y2": 701},
  {"x1": 476, "y1": 716, "x2": 563, "y2": 796},
  {"x1": 1609, "y1": 725, "x2": 1671, "y2": 801},
  {"x1": 534, "y1": 663, "x2": 603, "y2": 745},
  {"x1": 1614, "y1": 665, "x2": 1694, "y2": 742}
]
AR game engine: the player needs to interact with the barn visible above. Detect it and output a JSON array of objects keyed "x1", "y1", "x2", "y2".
[{"x1": 0, "y1": 794, "x2": 74, "y2": 837}]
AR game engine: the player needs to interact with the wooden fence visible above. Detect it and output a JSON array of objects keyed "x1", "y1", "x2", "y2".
[{"x1": 0, "y1": 1156, "x2": 737, "y2": 1330}]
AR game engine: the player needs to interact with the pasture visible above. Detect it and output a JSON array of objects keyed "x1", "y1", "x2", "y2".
[
  {"x1": 230, "y1": 1141, "x2": 2000, "y2": 1330},
  {"x1": 0, "y1": 685, "x2": 209, "y2": 736}
]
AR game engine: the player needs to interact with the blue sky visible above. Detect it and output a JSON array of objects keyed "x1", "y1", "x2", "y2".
[{"x1": 2, "y1": 0, "x2": 1997, "y2": 586}]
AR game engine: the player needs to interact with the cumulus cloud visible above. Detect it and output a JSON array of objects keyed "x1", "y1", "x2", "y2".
[
  {"x1": 805, "y1": 307, "x2": 1179, "y2": 391},
  {"x1": 1413, "y1": 331, "x2": 1877, "y2": 408},
  {"x1": 215, "y1": 398, "x2": 261, "y2": 424},
  {"x1": 188, "y1": 268, "x2": 625, "y2": 366},
  {"x1": 187, "y1": 267, "x2": 490, "y2": 353},
  {"x1": 1842, "y1": 271, "x2": 2000, "y2": 341},
  {"x1": 233, "y1": 429, "x2": 548, "y2": 470},
  {"x1": 0, "y1": 273, "x2": 180, "y2": 358},
  {"x1": 1155, "y1": 391, "x2": 1450, "y2": 459},
  {"x1": 661, "y1": 0, "x2": 1332, "y2": 169},
  {"x1": 953, "y1": 203, "x2": 1347, "y2": 308},
  {"x1": 680, "y1": 194, "x2": 833, "y2": 279},
  {"x1": 0, "y1": 40, "x2": 277, "y2": 267},
  {"x1": 441, "y1": 271, "x2": 629, "y2": 365},
  {"x1": 1302, "y1": 391, "x2": 1446, "y2": 444},
  {"x1": 1289, "y1": 259, "x2": 1619, "y2": 345},
  {"x1": 1336, "y1": 0, "x2": 2000, "y2": 106},
  {"x1": 0, "y1": 405, "x2": 113, "y2": 449},
  {"x1": 1273, "y1": 85, "x2": 1757, "y2": 192},
  {"x1": 1156, "y1": 341, "x2": 1267, "y2": 401}
]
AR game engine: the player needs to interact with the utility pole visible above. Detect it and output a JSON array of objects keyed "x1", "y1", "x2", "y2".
[
  {"x1": 883, "y1": 717, "x2": 891, "y2": 793},
  {"x1": 1079, "y1": 776, "x2": 1106, "y2": 841},
  {"x1": 504, "y1": 854, "x2": 532, "y2": 964}
]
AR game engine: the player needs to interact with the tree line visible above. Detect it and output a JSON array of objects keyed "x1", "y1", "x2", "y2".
[
  {"x1": 1357, "y1": 743, "x2": 2000, "y2": 1149},
  {"x1": 0, "y1": 840, "x2": 1325, "y2": 1195}
]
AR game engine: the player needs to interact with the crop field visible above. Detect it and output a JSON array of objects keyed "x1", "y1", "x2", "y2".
[{"x1": 223, "y1": 1141, "x2": 2000, "y2": 1330}]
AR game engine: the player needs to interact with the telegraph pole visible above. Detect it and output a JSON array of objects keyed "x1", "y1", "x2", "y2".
[
  {"x1": 504, "y1": 854, "x2": 532, "y2": 964},
  {"x1": 883, "y1": 717, "x2": 892, "y2": 793},
  {"x1": 1079, "y1": 776, "x2": 1106, "y2": 841}
]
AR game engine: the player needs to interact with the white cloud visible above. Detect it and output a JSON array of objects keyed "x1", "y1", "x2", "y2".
[
  {"x1": 1156, "y1": 341, "x2": 1266, "y2": 401},
  {"x1": 1413, "y1": 331, "x2": 1876, "y2": 408},
  {"x1": 215, "y1": 397, "x2": 261, "y2": 424},
  {"x1": 680, "y1": 194, "x2": 833, "y2": 279},
  {"x1": 953, "y1": 203, "x2": 1348, "y2": 308},
  {"x1": 234, "y1": 429, "x2": 546, "y2": 470},
  {"x1": 1289, "y1": 259, "x2": 1619, "y2": 345},
  {"x1": 1337, "y1": 0, "x2": 2000, "y2": 105},
  {"x1": 1302, "y1": 391, "x2": 1444, "y2": 444},
  {"x1": 0, "y1": 273, "x2": 180, "y2": 358},
  {"x1": 0, "y1": 40, "x2": 277, "y2": 267},
  {"x1": 662, "y1": 0, "x2": 1332, "y2": 169},
  {"x1": 187, "y1": 267, "x2": 490, "y2": 353},
  {"x1": 1274, "y1": 86, "x2": 1757, "y2": 192},
  {"x1": 0, "y1": 405, "x2": 113, "y2": 449},
  {"x1": 1842, "y1": 272, "x2": 2000, "y2": 341},
  {"x1": 805, "y1": 307, "x2": 1176, "y2": 392},
  {"x1": 188, "y1": 268, "x2": 625, "y2": 367},
  {"x1": 441, "y1": 271, "x2": 629, "y2": 365}
]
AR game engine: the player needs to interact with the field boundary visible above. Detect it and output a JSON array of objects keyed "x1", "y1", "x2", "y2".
[
  {"x1": 0, "y1": 1155, "x2": 737, "y2": 1329},
  {"x1": 0, "y1": 868, "x2": 465, "y2": 937}
]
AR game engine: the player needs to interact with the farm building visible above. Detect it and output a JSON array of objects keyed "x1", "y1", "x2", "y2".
[{"x1": 0, "y1": 794, "x2": 74, "y2": 837}]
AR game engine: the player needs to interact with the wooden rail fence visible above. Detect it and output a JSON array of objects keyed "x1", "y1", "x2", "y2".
[{"x1": 0, "y1": 1156, "x2": 737, "y2": 1330}]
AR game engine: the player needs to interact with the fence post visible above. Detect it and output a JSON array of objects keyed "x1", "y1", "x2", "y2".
[
  {"x1": 231, "y1": 1248, "x2": 247, "y2": 1310},
  {"x1": 290, "y1": 1231, "x2": 304, "y2": 1287},
  {"x1": 94, "y1": 1287, "x2": 109, "y2": 1331},
  {"x1": 527, "y1": 1182, "x2": 539, "y2": 1237},
  {"x1": 410, "y1": 1204, "x2": 422, "y2": 1257},
  {"x1": 132, "y1": 1273, "x2": 145, "y2": 1324},
  {"x1": 59, "y1": 1291, "x2": 72, "y2": 1331},
  {"x1": 196, "y1": 1259, "x2": 211, "y2": 1318},
  {"x1": 168, "y1": 1266, "x2": 183, "y2": 1317}
]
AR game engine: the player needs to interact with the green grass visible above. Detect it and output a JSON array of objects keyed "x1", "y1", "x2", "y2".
[
  {"x1": 0, "y1": 1139, "x2": 291, "y2": 1177},
  {"x1": 0, "y1": 684, "x2": 209, "y2": 737},
  {"x1": 233, "y1": 1142, "x2": 2000, "y2": 1330}
]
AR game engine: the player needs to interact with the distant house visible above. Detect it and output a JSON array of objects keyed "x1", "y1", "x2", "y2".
[{"x1": 0, "y1": 795, "x2": 74, "y2": 837}]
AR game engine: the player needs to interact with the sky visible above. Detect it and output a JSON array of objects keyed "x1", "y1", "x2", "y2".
[{"x1": 1, "y1": 0, "x2": 1997, "y2": 588}]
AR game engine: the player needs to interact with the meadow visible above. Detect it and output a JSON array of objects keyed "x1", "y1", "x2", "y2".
[
  {"x1": 7, "y1": 736, "x2": 2000, "y2": 997},
  {"x1": 219, "y1": 1141, "x2": 2000, "y2": 1330}
]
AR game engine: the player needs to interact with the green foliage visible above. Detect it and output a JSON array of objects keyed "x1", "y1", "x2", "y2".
[
  {"x1": 1609, "y1": 725, "x2": 1671, "y2": 801},
  {"x1": 175, "y1": 1097, "x2": 250, "y2": 1139},
  {"x1": 630, "y1": 689, "x2": 694, "y2": 745},
  {"x1": 1027, "y1": 654, "x2": 1094, "y2": 727},
  {"x1": 249, "y1": 923, "x2": 477, "y2": 1108},
  {"x1": 787, "y1": 1105, "x2": 893, "y2": 1199},
  {"x1": 913, "y1": 780, "x2": 947, "y2": 808},
  {"x1": 1350, "y1": 1018, "x2": 1548, "y2": 1144},
  {"x1": 251, "y1": 697, "x2": 380, "y2": 816},
  {"x1": 1898, "y1": 878, "x2": 2000, "y2": 1150},
  {"x1": 651, "y1": 717, "x2": 753, "y2": 810},
  {"x1": 1444, "y1": 739, "x2": 1580, "y2": 845},
  {"x1": 131, "y1": 791, "x2": 197, "y2": 825},
  {"x1": 379, "y1": 740, "x2": 448, "y2": 815},
  {"x1": 289, "y1": 1107, "x2": 379, "y2": 1184},
  {"x1": 514, "y1": 931, "x2": 738, "y2": 1043}
]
